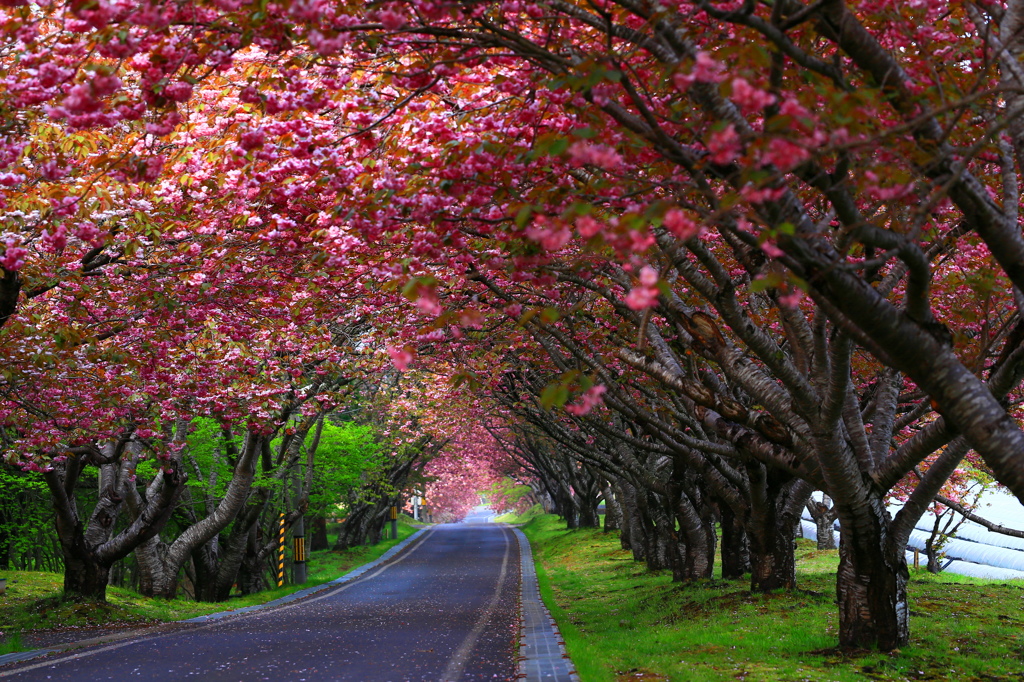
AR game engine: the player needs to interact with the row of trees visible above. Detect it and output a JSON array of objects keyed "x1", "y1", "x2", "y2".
[
  {"x1": 1, "y1": 368, "x2": 457, "y2": 602},
  {"x1": 2, "y1": 0, "x2": 1024, "y2": 653}
]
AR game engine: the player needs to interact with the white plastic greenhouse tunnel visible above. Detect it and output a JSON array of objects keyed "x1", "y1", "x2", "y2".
[{"x1": 800, "y1": 489, "x2": 1024, "y2": 580}]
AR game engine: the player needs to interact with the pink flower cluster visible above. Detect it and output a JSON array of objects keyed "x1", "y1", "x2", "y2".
[
  {"x1": 707, "y1": 125, "x2": 742, "y2": 165},
  {"x1": 565, "y1": 384, "x2": 607, "y2": 416},
  {"x1": 624, "y1": 265, "x2": 660, "y2": 310},
  {"x1": 673, "y1": 51, "x2": 725, "y2": 90},
  {"x1": 663, "y1": 209, "x2": 701, "y2": 241},
  {"x1": 567, "y1": 141, "x2": 623, "y2": 171},
  {"x1": 1, "y1": 237, "x2": 27, "y2": 271},
  {"x1": 731, "y1": 78, "x2": 776, "y2": 114},
  {"x1": 387, "y1": 345, "x2": 414, "y2": 371},
  {"x1": 526, "y1": 216, "x2": 571, "y2": 251}
]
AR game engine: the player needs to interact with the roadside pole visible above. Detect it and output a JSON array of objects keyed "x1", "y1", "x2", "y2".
[
  {"x1": 292, "y1": 514, "x2": 307, "y2": 584},
  {"x1": 276, "y1": 513, "x2": 286, "y2": 587},
  {"x1": 292, "y1": 474, "x2": 307, "y2": 584},
  {"x1": 390, "y1": 505, "x2": 398, "y2": 540}
]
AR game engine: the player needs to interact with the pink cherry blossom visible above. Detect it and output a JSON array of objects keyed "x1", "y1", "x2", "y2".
[
  {"x1": 625, "y1": 285, "x2": 659, "y2": 310},
  {"x1": 387, "y1": 345, "x2": 414, "y2": 371},
  {"x1": 763, "y1": 138, "x2": 810, "y2": 171},
  {"x1": 663, "y1": 209, "x2": 701, "y2": 240},
  {"x1": 565, "y1": 385, "x2": 607, "y2": 416},
  {"x1": 707, "y1": 124, "x2": 742, "y2": 164},
  {"x1": 567, "y1": 141, "x2": 623, "y2": 171},
  {"x1": 731, "y1": 78, "x2": 776, "y2": 114}
]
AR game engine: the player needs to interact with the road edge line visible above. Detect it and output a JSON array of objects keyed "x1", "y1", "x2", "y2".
[
  {"x1": 510, "y1": 526, "x2": 580, "y2": 682},
  {"x1": 182, "y1": 526, "x2": 431, "y2": 622},
  {"x1": 0, "y1": 526, "x2": 431, "y2": 670}
]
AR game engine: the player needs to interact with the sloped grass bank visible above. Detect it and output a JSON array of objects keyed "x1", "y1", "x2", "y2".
[
  {"x1": 0, "y1": 520, "x2": 419, "y2": 650},
  {"x1": 521, "y1": 514, "x2": 1024, "y2": 682},
  {"x1": 493, "y1": 503, "x2": 546, "y2": 524}
]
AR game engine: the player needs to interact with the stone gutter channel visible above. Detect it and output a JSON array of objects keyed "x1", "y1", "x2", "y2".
[
  {"x1": 1, "y1": 524, "x2": 580, "y2": 681},
  {"x1": 511, "y1": 526, "x2": 580, "y2": 682}
]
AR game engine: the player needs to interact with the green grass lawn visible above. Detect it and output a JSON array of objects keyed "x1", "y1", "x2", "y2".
[
  {"x1": 521, "y1": 514, "x2": 1024, "y2": 682},
  {"x1": 0, "y1": 519, "x2": 421, "y2": 652}
]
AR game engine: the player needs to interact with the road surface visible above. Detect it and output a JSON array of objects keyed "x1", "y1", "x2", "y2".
[{"x1": 1, "y1": 511, "x2": 519, "y2": 681}]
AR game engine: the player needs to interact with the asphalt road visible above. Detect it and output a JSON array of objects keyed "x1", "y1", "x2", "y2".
[{"x1": 1, "y1": 512, "x2": 519, "y2": 681}]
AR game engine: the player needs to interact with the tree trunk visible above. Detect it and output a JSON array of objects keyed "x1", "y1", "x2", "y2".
[
  {"x1": 62, "y1": 555, "x2": 111, "y2": 601},
  {"x1": 602, "y1": 484, "x2": 621, "y2": 532},
  {"x1": 836, "y1": 533, "x2": 909, "y2": 650},
  {"x1": 674, "y1": 491, "x2": 714, "y2": 582},
  {"x1": 310, "y1": 516, "x2": 329, "y2": 551},
  {"x1": 237, "y1": 530, "x2": 269, "y2": 596},
  {"x1": 150, "y1": 432, "x2": 262, "y2": 598},
  {"x1": 578, "y1": 497, "x2": 600, "y2": 528},
  {"x1": 747, "y1": 468, "x2": 807, "y2": 592},
  {"x1": 815, "y1": 512, "x2": 837, "y2": 550},
  {"x1": 0, "y1": 266, "x2": 21, "y2": 329},
  {"x1": 618, "y1": 481, "x2": 646, "y2": 560},
  {"x1": 719, "y1": 504, "x2": 750, "y2": 579},
  {"x1": 133, "y1": 535, "x2": 167, "y2": 598},
  {"x1": 334, "y1": 505, "x2": 374, "y2": 550},
  {"x1": 749, "y1": 523, "x2": 797, "y2": 592},
  {"x1": 808, "y1": 495, "x2": 838, "y2": 550},
  {"x1": 641, "y1": 491, "x2": 673, "y2": 572},
  {"x1": 558, "y1": 483, "x2": 579, "y2": 529},
  {"x1": 46, "y1": 449, "x2": 179, "y2": 603},
  {"x1": 925, "y1": 537, "x2": 942, "y2": 573},
  {"x1": 208, "y1": 490, "x2": 271, "y2": 601},
  {"x1": 236, "y1": 524, "x2": 269, "y2": 596}
]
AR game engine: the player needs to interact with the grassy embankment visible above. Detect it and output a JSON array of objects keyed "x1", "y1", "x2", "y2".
[
  {"x1": 521, "y1": 514, "x2": 1024, "y2": 682},
  {"x1": 0, "y1": 518, "x2": 421, "y2": 654},
  {"x1": 493, "y1": 503, "x2": 546, "y2": 524}
]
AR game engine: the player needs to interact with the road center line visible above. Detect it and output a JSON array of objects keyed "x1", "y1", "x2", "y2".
[{"x1": 439, "y1": 525, "x2": 512, "y2": 682}]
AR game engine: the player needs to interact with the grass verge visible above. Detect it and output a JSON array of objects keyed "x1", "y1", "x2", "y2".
[
  {"x1": 521, "y1": 514, "x2": 1024, "y2": 682},
  {"x1": 493, "y1": 503, "x2": 546, "y2": 524},
  {"x1": 0, "y1": 520, "x2": 421, "y2": 649}
]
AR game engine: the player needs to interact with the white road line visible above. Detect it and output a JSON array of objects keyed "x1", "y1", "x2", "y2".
[
  {"x1": 0, "y1": 528, "x2": 437, "y2": 679},
  {"x1": 439, "y1": 526, "x2": 512, "y2": 682},
  {"x1": 268, "y1": 527, "x2": 436, "y2": 613}
]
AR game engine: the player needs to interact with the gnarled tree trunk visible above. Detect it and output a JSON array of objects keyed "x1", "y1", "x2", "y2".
[
  {"x1": 836, "y1": 530, "x2": 909, "y2": 650},
  {"x1": 46, "y1": 442, "x2": 183, "y2": 602},
  {"x1": 747, "y1": 469, "x2": 809, "y2": 593}
]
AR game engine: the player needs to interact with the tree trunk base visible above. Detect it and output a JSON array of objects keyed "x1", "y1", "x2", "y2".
[
  {"x1": 63, "y1": 560, "x2": 111, "y2": 602},
  {"x1": 836, "y1": 538, "x2": 910, "y2": 650}
]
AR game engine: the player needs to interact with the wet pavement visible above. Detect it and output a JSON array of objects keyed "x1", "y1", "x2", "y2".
[{"x1": 0, "y1": 512, "x2": 519, "y2": 681}]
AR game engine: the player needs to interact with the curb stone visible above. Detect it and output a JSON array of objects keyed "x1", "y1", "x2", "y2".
[
  {"x1": 0, "y1": 528, "x2": 428, "y2": 668},
  {"x1": 512, "y1": 527, "x2": 580, "y2": 682}
]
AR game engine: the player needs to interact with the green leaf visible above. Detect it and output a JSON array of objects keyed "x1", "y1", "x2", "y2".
[
  {"x1": 514, "y1": 205, "x2": 534, "y2": 228},
  {"x1": 540, "y1": 383, "x2": 569, "y2": 410},
  {"x1": 540, "y1": 307, "x2": 560, "y2": 324}
]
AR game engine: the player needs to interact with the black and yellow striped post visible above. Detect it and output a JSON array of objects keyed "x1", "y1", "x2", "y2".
[
  {"x1": 293, "y1": 526, "x2": 307, "y2": 584},
  {"x1": 390, "y1": 505, "x2": 398, "y2": 540},
  {"x1": 276, "y1": 513, "x2": 286, "y2": 587}
]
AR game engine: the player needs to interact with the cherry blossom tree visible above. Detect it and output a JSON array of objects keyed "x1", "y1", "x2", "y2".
[{"x1": 3, "y1": 0, "x2": 1024, "y2": 653}]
